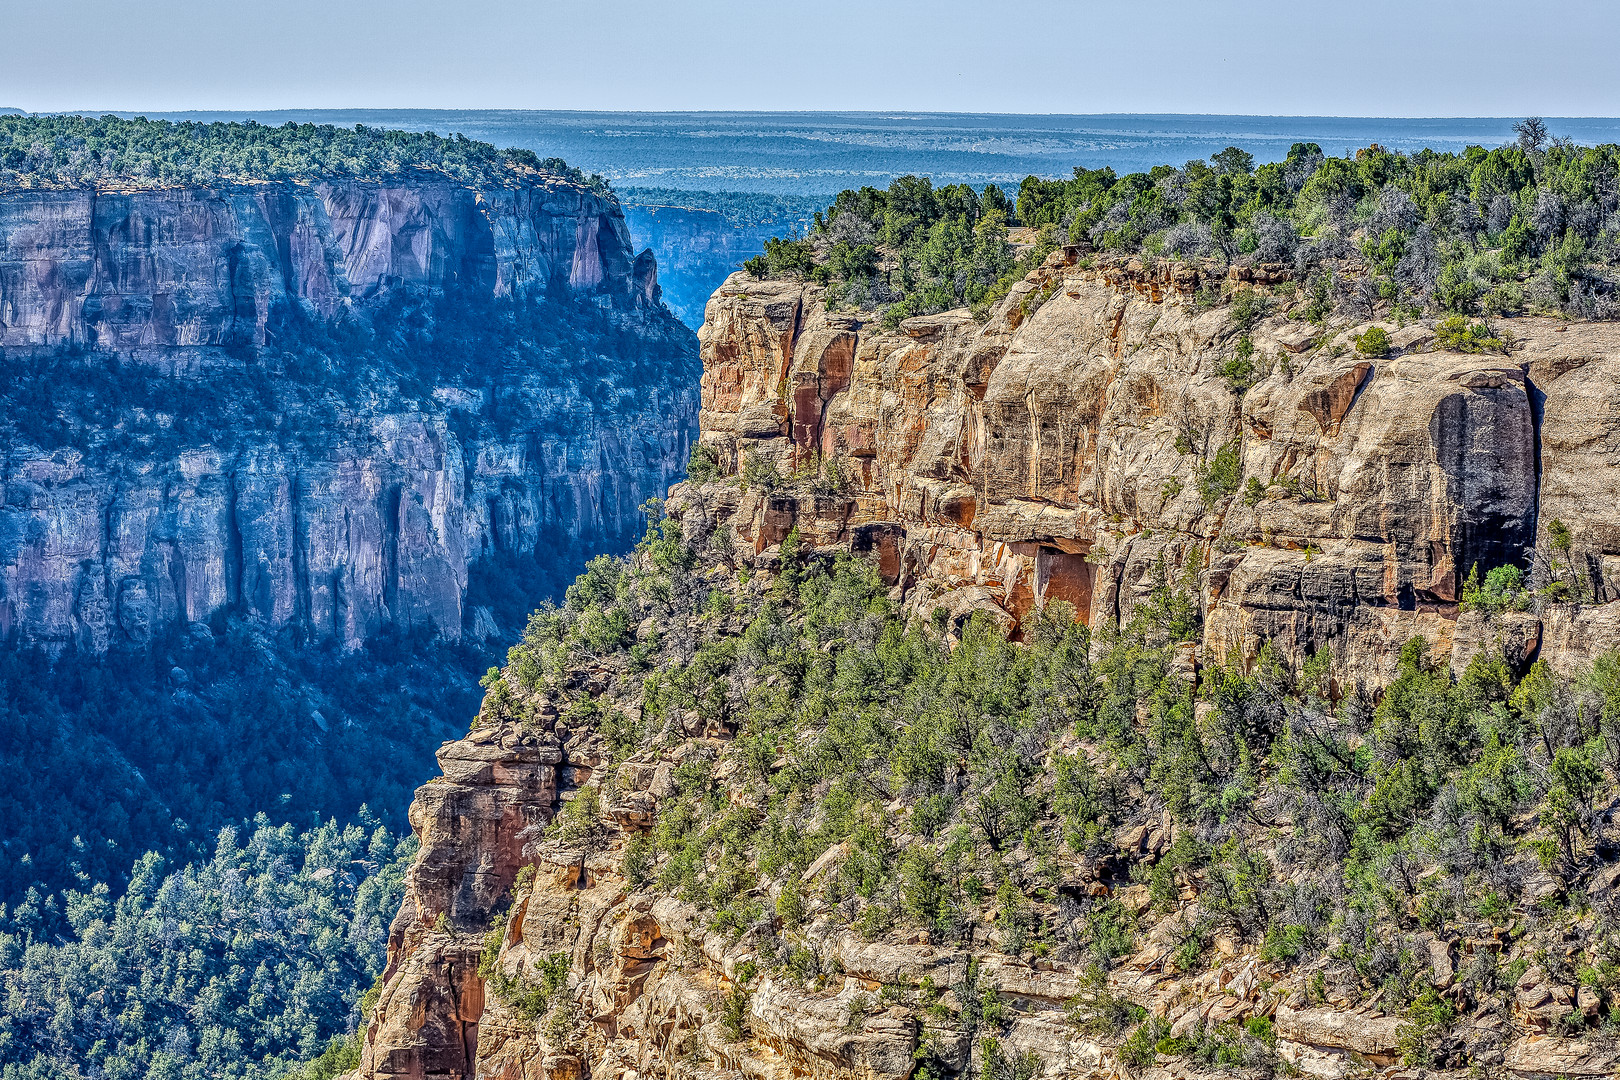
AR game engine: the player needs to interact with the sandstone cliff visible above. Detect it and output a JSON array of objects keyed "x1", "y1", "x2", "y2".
[
  {"x1": 692, "y1": 251, "x2": 1620, "y2": 686},
  {"x1": 0, "y1": 175, "x2": 696, "y2": 652},
  {"x1": 351, "y1": 256, "x2": 1620, "y2": 1080}
]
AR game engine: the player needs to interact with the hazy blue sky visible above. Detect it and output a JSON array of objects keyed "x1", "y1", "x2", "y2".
[{"x1": 3, "y1": 0, "x2": 1617, "y2": 116}]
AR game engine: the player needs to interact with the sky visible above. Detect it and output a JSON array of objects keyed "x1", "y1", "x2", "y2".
[{"x1": 3, "y1": 0, "x2": 1618, "y2": 117}]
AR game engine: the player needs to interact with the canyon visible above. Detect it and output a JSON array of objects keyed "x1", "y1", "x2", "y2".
[
  {"x1": 619, "y1": 195, "x2": 821, "y2": 330},
  {"x1": 619, "y1": 201, "x2": 789, "y2": 330},
  {"x1": 352, "y1": 251, "x2": 1620, "y2": 1080}
]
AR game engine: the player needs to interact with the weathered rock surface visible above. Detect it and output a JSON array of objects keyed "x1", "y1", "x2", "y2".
[
  {"x1": 0, "y1": 176, "x2": 697, "y2": 651},
  {"x1": 689, "y1": 257, "x2": 1620, "y2": 685}
]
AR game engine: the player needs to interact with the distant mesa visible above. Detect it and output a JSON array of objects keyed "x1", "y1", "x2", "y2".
[{"x1": 0, "y1": 107, "x2": 25, "y2": 115}]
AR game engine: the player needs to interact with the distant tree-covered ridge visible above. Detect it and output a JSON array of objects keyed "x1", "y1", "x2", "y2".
[
  {"x1": 0, "y1": 113, "x2": 608, "y2": 192},
  {"x1": 0, "y1": 813, "x2": 414, "y2": 1080},
  {"x1": 749, "y1": 118, "x2": 1620, "y2": 326},
  {"x1": 616, "y1": 187, "x2": 826, "y2": 229}
]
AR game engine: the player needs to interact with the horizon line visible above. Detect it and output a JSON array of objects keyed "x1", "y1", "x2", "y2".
[{"x1": 10, "y1": 107, "x2": 1620, "y2": 123}]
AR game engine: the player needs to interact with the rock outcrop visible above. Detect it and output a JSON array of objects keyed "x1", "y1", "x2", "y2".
[
  {"x1": 352, "y1": 256, "x2": 1620, "y2": 1080},
  {"x1": 692, "y1": 252, "x2": 1620, "y2": 685},
  {"x1": 0, "y1": 175, "x2": 697, "y2": 651}
]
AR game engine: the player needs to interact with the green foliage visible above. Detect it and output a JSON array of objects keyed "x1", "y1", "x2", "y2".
[
  {"x1": 0, "y1": 620, "x2": 491, "y2": 909},
  {"x1": 1219, "y1": 353, "x2": 1256, "y2": 395},
  {"x1": 1354, "y1": 325, "x2": 1392, "y2": 357},
  {"x1": 1434, "y1": 315, "x2": 1508, "y2": 354},
  {"x1": 553, "y1": 786, "x2": 611, "y2": 855},
  {"x1": 1199, "y1": 840, "x2": 1274, "y2": 940},
  {"x1": 726, "y1": 126, "x2": 1620, "y2": 323},
  {"x1": 1228, "y1": 288, "x2": 1271, "y2": 331},
  {"x1": 686, "y1": 443, "x2": 722, "y2": 483},
  {"x1": 486, "y1": 948, "x2": 573, "y2": 1022},
  {"x1": 1301, "y1": 271, "x2": 1334, "y2": 324},
  {"x1": 1151, "y1": 1019, "x2": 1276, "y2": 1069},
  {"x1": 287, "y1": 1031, "x2": 364, "y2": 1080},
  {"x1": 756, "y1": 237, "x2": 816, "y2": 278},
  {"x1": 1398, "y1": 987, "x2": 1458, "y2": 1067},
  {"x1": 1118, "y1": 1016, "x2": 1172, "y2": 1067},
  {"x1": 721, "y1": 986, "x2": 751, "y2": 1040},
  {"x1": 742, "y1": 449, "x2": 784, "y2": 493},
  {"x1": 1548, "y1": 518, "x2": 1574, "y2": 554},
  {"x1": 0, "y1": 815, "x2": 414, "y2": 1079},
  {"x1": 479, "y1": 479, "x2": 1620, "y2": 1058},
  {"x1": 623, "y1": 835, "x2": 656, "y2": 887},
  {"x1": 1198, "y1": 441, "x2": 1244, "y2": 507},
  {"x1": 1084, "y1": 899, "x2": 1137, "y2": 966},
  {"x1": 1066, "y1": 966, "x2": 1147, "y2": 1036},
  {"x1": 1459, "y1": 563, "x2": 1530, "y2": 613},
  {"x1": 0, "y1": 113, "x2": 598, "y2": 190}
]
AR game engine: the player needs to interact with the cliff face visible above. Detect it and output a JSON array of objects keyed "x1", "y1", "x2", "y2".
[
  {"x1": 0, "y1": 176, "x2": 694, "y2": 652},
  {"x1": 0, "y1": 179, "x2": 659, "y2": 348},
  {"x1": 352, "y1": 256, "x2": 1620, "y2": 1080},
  {"x1": 693, "y1": 252, "x2": 1620, "y2": 685}
]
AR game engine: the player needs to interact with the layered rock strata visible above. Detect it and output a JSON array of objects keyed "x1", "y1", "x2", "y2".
[
  {"x1": 358, "y1": 701, "x2": 1620, "y2": 1080},
  {"x1": 694, "y1": 251, "x2": 1620, "y2": 685},
  {"x1": 0, "y1": 176, "x2": 697, "y2": 650}
]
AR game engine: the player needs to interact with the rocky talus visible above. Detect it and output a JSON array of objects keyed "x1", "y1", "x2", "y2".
[
  {"x1": 353, "y1": 257, "x2": 1620, "y2": 1080},
  {"x1": 0, "y1": 175, "x2": 697, "y2": 651}
]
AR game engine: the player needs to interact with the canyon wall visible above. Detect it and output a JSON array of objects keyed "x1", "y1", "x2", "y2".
[
  {"x1": 692, "y1": 251, "x2": 1620, "y2": 685},
  {"x1": 351, "y1": 255, "x2": 1620, "y2": 1080},
  {"x1": 0, "y1": 176, "x2": 697, "y2": 652}
]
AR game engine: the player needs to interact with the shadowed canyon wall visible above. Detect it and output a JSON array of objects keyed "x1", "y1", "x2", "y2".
[{"x1": 0, "y1": 175, "x2": 698, "y2": 654}]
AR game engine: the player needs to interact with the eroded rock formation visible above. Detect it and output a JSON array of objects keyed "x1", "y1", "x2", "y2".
[{"x1": 693, "y1": 251, "x2": 1620, "y2": 685}]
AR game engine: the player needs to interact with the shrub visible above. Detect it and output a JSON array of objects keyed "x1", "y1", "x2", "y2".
[
  {"x1": 1459, "y1": 563, "x2": 1530, "y2": 613},
  {"x1": 721, "y1": 986, "x2": 751, "y2": 1040},
  {"x1": 1198, "y1": 442, "x2": 1243, "y2": 507},
  {"x1": 741, "y1": 449, "x2": 783, "y2": 493},
  {"x1": 1228, "y1": 288, "x2": 1271, "y2": 331},
  {"x1": 1434, "y1": 315, "x2": 1507, "y2": 354},
  {"x1": 1119, "y1": 1017, "x2": 1172, "y2": 1067},
  {"x1": 1219, "y1": 355, "x2": 1256, "y2": 394},
  {"x1": 1397, "y1": 988, "x2": 1457, "y2": 1067},
  {"x1": 1260, "y1": 923, "x2": 1313, "y2": 962},
  {"x1": 622, "y1": 835, "x2": 655, "y2": 887},
  {"x1": 1301, "y1": 272, "x2": 1334, "y2": 324},
  {"x1": 760, "y1": 237, "x2": 815, "y2": 278},
  {"x1": 686, "y1": 443, "x2": 722, "y2": 482},
  {"x1": 1353, "y1": 325, "x2": 1392, "y2": 357},
  {"x1": 1066, "y1": 968, "x2": 1146, "y2": 1036}
]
